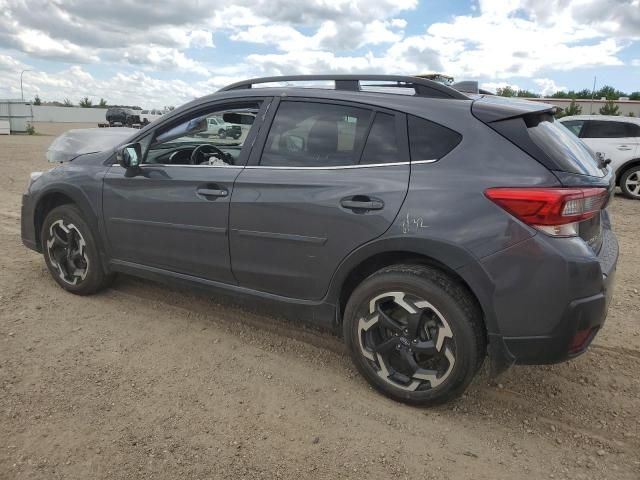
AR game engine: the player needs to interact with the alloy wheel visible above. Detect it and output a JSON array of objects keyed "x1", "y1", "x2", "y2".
[
  {"x1": 46, "y1": 219, "x2": 89, "y2": 285},
  {"x1": 624, "y1": 171, "x2": 640, "y2": 198},
  {"x1": 357, "y1": 291, "x2": 456, "y2": 391}
]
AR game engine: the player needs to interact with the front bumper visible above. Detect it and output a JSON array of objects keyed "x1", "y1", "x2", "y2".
[
  {"x1": 21, "y1": 193, "x2": 39, "y2": 252},
  {"x1": 486, "y1": 227, "x2": 618, "y2": 372}
]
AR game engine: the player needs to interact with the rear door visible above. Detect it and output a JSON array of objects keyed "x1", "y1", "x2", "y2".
[{"x1": 229, "y1": 98, "x2": 410, "y2": 300}]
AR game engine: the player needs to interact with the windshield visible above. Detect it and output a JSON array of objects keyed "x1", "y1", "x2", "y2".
[{"x1": 528, "y1": 118, "x2": 604, "y2": 177}]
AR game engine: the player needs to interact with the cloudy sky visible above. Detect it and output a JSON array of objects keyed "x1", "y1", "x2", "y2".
[{"x1": 0, "y1": 0, "x2": 638, "y2": 108}]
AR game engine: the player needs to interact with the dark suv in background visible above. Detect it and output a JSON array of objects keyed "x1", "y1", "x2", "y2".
[
  {"x1": 21, "y1": 75, "x2": 618, "y2": 405},
  {"x1": 106, "y1": 107, "x2": 141, "y2": 127}
]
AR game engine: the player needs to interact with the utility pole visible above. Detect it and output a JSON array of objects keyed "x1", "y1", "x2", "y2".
[
  {"x1": 589, "y1": 76, "x2": 597, "y2": 115},
  {"x1": 20, "y1": 70, "x2": 32, "y2": 102}
]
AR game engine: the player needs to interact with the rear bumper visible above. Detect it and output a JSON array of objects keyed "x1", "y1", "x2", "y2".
[
  {"x1": 499, "y1": 266, "x2": 615, "y2": 365},
  {"x1": 484, "y1": 227, "x2": 618, "y2": 372}
]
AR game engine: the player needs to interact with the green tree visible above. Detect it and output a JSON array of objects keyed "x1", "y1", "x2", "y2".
[
  {"x1": 596, "y1": 85, "x2": 616, "y2": 99},
  {"x1": 79, "y1": 97, "x2": 93, "y2": 108},
  {"x1": 98, "y1": 98, "x2": 108, "y2": 107},
  {"x1": 496, "y1": 86, "x2": 516, "y2": 97},
  {"x1": 515, "y1": 89, "x2": 540, "y2": 98},
  {"x1": 627, "y1": 112, "x2": 636, "y2": 117},
  {"x1": 629, "y1": 92, "x2": 640, "y2": 101},
  {"x1": 63, "y1": 98, "x2": 73, "y2": 107},
  {"x1": 599, "y1": 99, "x2": 620, "y2": 116},
  {"x1": 556, "y1": 98, "x2": 582, "y2": 118},
  {"x1": 33, "y1": 95, "x2": 41, "y2": 105}
]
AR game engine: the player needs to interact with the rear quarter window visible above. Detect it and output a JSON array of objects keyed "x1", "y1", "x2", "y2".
[{"x1": 407, "y1": 115, "x2": 462, "y2": 162}]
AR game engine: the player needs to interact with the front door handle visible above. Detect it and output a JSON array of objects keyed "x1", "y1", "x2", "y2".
[
  {"x1": 340, "y1": 196, "x2": 384, "y2": 211},
  {"x1": 197, "y1": 187, "x2": 228, "y2": 198}
]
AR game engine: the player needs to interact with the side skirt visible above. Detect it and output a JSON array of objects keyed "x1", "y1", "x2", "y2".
[{"x1": 109, "y1": 259, "x2": 338, "y2": 332}]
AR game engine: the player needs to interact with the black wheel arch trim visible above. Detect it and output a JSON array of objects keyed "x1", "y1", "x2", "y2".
[
  {"x1": 325, "y1": 235, "x2": 498, "y2": 334},
  {"x1": 33, "y1": 183, "x2": 111, "y2": 274}
]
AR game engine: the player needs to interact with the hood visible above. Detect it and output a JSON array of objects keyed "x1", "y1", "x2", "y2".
[{"x1": 46, "y1": 127, "x2": 137, "y2": 163}]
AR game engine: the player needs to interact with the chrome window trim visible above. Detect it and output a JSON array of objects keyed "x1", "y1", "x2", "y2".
[
  {"x1": 111, "y1": 159, "x2": 437, "y2": 170},
  {"x1": 246, "y1": 159, "x2": 436, "y2": 170},
  {"x1": 111, "y1": 163, "x2": 243, "y2": 169}
]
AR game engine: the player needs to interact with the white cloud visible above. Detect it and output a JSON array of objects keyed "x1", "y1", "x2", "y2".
[
  {"x1": 534, "y1": 78, "x2": 567, "y2": 96},
  {"x1": 14, "y1": 66, "x2": 205, "y2": 107},
  {"x1": 0, "y1": 0, "x2": 638, "y2": 107}
]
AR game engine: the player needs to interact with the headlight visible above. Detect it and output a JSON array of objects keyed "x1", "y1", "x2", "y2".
[{"x1": 25, "y1": 171, "x2": 43, "y2": 194}]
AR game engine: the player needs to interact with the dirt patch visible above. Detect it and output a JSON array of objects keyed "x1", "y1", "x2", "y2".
[{"x1": 1, "y1": 131, "x2": 639, "y2": 479}]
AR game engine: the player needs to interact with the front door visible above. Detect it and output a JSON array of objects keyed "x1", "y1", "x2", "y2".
[
  {"x1": 229, "y1": 99, "x2": 410, "y2": 300},
  {"x1": 102, "y1": 100, "x2": 267, "y2": 283}
]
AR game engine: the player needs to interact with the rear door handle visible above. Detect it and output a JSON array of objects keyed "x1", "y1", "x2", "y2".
[
  {"x1": 340, "y1": 196, "x2": 384, "y2": 211},
  {"x1": 197, "y1": 187, "x2": 228, "y2": 198},
  {"x1": 617, "y1": 145, "x2": 633, "y2": 151}
]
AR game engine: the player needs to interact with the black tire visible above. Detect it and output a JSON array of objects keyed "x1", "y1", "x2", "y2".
[
  {"x1": 343, "y1": 264, "x2": 485, "y2": 406},
  {"x1": 41, "y1": 204, "x2": 114, "y2": 295},
  {"x1": 619, "y1": 165, "x2": 640, "y2": 200},
  {"x1": 218, "y1": 129, "x2": 226, "y2": 139}
]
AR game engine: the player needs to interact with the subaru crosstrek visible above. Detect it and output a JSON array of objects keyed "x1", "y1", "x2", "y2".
[{"x1": 21, "y1": 75, "x2": 618, "y2": 405}]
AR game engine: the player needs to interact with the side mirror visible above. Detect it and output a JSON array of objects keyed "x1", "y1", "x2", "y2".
[{"x1": 117, "y1": 143, "x2": 142, "y2": 169}]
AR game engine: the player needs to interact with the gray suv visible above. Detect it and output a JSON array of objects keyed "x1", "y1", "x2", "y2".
[{"x1": 21, "y1": 75, "x2": 618, "y2": 405}]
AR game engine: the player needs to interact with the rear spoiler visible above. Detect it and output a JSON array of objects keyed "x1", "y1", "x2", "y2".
[{"x1": 471, "y1": 95, "x2": 558, "y2": 123}]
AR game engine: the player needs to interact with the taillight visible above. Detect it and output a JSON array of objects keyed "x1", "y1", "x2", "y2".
[{"x1": 485, "y1": 187, "x2": 608, "y2": 237}]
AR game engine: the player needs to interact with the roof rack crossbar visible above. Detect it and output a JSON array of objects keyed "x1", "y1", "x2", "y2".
[{"x1": 218, "y1": 75, "x2": 469, "y2": 100}]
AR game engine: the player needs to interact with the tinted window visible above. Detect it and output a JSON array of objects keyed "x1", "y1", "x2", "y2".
[
  {"x1": 561, "y1": 120, "x2": 584, "y2": 137},
  {"x1": 627, "y1": 123, "x2": 640, "y2": 137},
  {"x1": 261, "y1": 101, "x2": 371, "y2": 167},
  {"x1": 582, "y1": 120, "x2": 631, "y2": 138},
  {"x1": 408, "y1": 115, "x2": 462, "y2": 161},
  {"x1": 360, "y1": 113, "x2": 400, "y2": 165},
  {"x1": 528, "y1": 119, "x2": 603, "y2": 177}
]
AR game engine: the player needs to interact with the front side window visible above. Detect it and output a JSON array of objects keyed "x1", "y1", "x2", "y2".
[
  {"x1": 260, "y1": 101, "x2": 371, "y2": 167},
  {"x1": 581, "y1": 121, "x2": 631, "y2": 139},
  {"x1": 146, "y1": 102, "x2": 261, "y2": 166}
]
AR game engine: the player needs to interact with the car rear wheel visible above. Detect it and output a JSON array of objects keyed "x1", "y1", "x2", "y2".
[
  {"x1": 620, "y1": 165, "x2": 640, "y2": 200},
  {"x1": 343, "y1": 265, "x2": 485, "y2": 406},
  {"x1": 218, "y1": 129, "x2": 226, "y2": 139},
  {"x1": 41, "y1": 205, "x2": 114, "y2": 295}
]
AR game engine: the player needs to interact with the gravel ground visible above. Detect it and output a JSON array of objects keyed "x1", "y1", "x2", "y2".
[{"x1": 1, "y1": 128, "x2": 639, "y2": 480}]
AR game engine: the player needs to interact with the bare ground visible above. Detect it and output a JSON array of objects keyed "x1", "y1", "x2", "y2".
[{"x1": 1, "y1": 128, "x2": 639, "y2": 480}]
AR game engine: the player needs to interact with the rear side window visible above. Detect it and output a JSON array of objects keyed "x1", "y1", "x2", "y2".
[
  {"x1": 582, "y1": 121, "x2": 632, "y2": 138},
  {"x1": 626, "y1": 123, "x2": 640, "y2": 137},
  {"x1": 528, "y1": 119, "x2": 603, "y2": 177},
  {"x1": 360, "y1": 112, "x2": 399, "y2": 165},
  {"x1": 261, "y1": 101, "x2": 371, "y2": 167},
  {"x1": 561, "y1": 120, "x2": 584, "y2": 137},
  {"x1": 408, "y1": 115, "x2": 462, "y2": 161}
]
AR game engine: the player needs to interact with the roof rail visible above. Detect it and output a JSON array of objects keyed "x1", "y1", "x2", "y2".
[{"x1": 218, "y1": 75, "x2": 470, "y2": 100}]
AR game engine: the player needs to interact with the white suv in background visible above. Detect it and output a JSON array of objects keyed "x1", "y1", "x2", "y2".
[{"x1": 559, "y1": 115, "x2": 640, "y2": 199}]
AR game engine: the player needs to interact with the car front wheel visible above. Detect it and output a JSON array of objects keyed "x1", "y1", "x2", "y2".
[
  {"x1": 41, "y1": 205, "x2": 114, "y2": 295},
  {"x1": 344, "y1": 265, "x2": 485, "y2": 406}
]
